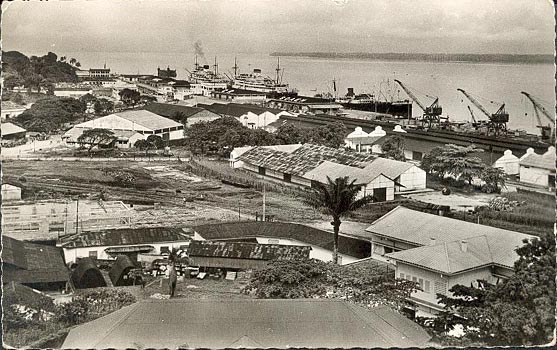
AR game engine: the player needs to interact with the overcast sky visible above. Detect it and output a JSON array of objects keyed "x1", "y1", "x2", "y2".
[{"x1": 2, "y1": 0, "x2": 555, "y2": 55}]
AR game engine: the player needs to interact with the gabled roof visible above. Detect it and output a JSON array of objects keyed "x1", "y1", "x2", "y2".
[
  {"x1": 62, "y1": 299, "x2": 431, "y2": 349},
  {"x1": 2, "y1": 122, "x2": 27, "y2": 136},
  {"x1": 364, "y1": 206, "x2": 532, "y2": 245},
  {"x1": 237, "y1": 143, "x2": 376, "y2": 177},
  {"x1": 1, "y1": 100, "x2": 26, "y2": 110},
  {"x1": 193, "y1": 221, "x2": 371, "y2": 259},
  {"x1": 520, "y1": 152, "x2": 555, "y2": 171},
  {"x1": 112, "y1": 110, "x2": 183, "y2": 130},
  {"x1": 143, "y1": 103, "x2": 208, "y2": 119},
  {"x1": 2, "y1": 236, "x2": 69, "y2": 285},
  {"x1": 303, "y1": 160, "x2": 388, "y2": 184},
  {"x1": 364, "y1": 158, "x2": 415, "y2": 179},
  {"x1": 188, "y1": 240, "x2": 311, "y2": 261},
  {"x1": 60, "y1": 227, "x2": 192, "y2": 248}
]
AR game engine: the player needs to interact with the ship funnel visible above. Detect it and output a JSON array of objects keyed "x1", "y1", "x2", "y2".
[{"x1": 347, "y1": 88, "x2": 355, "y2": 96}]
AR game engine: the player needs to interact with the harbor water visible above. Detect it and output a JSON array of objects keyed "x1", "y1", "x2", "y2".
[{"x1": 63, "y1": 51, "x2": 555, "y2": 134}]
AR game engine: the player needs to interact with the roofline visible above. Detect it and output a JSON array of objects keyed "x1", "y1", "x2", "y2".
[
  {"x1": 387, "y1": 256, "x2": 510, "y2": 276},
  {"x1": 61, "y1": 237, "x2": 191, "y2": 249}
]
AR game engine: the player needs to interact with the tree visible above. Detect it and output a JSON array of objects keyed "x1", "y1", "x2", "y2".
[
  {"x1": 75, "y1": 62, "x2": 81, "y2": 68},
  {"x1": 134, "y1": 139, "x2": 152, "y2": 154},
  {"x1": 60, "y1": 56, "x2": 66, "y2": 62},
  {"x1": 171, "y1": 110, "x2": 188, "y2": 125},
  {"x1": 311, "y1": 122, "x2": 347, "y2": 148},
  {"x1": 275, "y1": 123, "x2": 308, "y2": 144},
  {"x1": 140, "y1": 95, "x2": 158, "y2": 105},
  {"x1": 146, "y1": 134, "x2": 164, "y2": 149},
  {"x1": 77, "y1": 128, "x2": 116, "y2": 154},
  {"x1": 69, "y1": 58, "x2": 77, "y2": 66},
  {"x1": 380, "y1": 135, "x2": 406, "y2": 161},
  {"x1": 14, "y1": 96, "x2": 86, "y2": 132},
  {"x1": 93, "y1": 98, "x2": 114, "y2": 115},
  {"x1": 421, "y1": 144, "x2": 485, "y2": 184},
  {"x1": 480, "y1": 166, "x2": 506, "y2": 193},
  {"x1": 118, "y1": 88, "x2": 141, "y2": 107},
  {"x1": 304, "y1": 176, "x2": 374, "y2": 264},
  {"x1": 435, "y1": 232, "x2": 556, "y2": 346}
]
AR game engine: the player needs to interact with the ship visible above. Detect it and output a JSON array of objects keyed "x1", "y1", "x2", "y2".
[
  {"x1": 336, "y1": 87, "x2": 413, "y2": 118},
  {"x1": 231, "y1": 57, "x2": 290, "y2": 94},
  {"x1": 188, "y1": 56, "x2": 230, "y2": 94}
]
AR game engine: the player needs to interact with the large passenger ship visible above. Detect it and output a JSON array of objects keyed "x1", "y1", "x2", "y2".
[{"x1": 232, "y1": 57, "x2": 289, "y2": 94}]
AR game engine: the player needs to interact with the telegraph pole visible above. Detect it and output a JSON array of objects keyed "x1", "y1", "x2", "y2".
[{"x1": 262, "y1": 182, "x2": 266, "y2": 222}]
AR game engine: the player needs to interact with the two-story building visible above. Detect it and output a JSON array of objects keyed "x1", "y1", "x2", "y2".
[{"x1": 355, "y1": 206, "x2": 534, "y2": 317}]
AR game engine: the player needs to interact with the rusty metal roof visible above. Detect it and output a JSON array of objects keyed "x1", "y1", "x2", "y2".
[
  {"x1": 60, "y1": 227, "x2": 192, "y2": 248},
  {"x1": 188, "y1": 240, "x2": 311, "y2": 261}
]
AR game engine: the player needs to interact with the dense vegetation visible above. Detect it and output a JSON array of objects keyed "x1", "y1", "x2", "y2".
[
  {"x1": 2, "y1": 51, "x2": 79, "y2": 93},
  {"x1": 3, "y1": 288, "x2": 136, "y2": 348},
  {"x1": 423, "y1": 232, "x2": 555, "y2": 346},
  {"x1": 421, "y1": 144, "x2": 506, "y2": 193},
  {"x1": 186, "y1": 117, "x2": 348, "y2": 155},
  {"x1": 244, "y1": 259, "x2": 418, "y2": 310},
  {"x1": 13, "y1": 96, "x2": 86, "y2": 132}
]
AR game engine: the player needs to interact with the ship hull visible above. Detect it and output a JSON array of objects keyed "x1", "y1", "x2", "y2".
[{"x1": 339, "y1": 101, "x2": 413, "y2": 118}]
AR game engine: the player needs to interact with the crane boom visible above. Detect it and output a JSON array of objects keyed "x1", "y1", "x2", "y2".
[
  {"x1": 457, "y1": 88, "x2": 491, "y2": 118},
  {"x1": 521, "y1": 91, "x2": 554, "y2": 125},
  {"x1": 394, "y1": 79, "x2": 426, "y2": 111},
  {"x1": 467, "y1": 105, "x2": 477, "y2": 124}
]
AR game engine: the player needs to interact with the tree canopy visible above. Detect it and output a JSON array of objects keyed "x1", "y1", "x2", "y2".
[
  {"x1": 433, "y1": 232, "x2": 555, "y2": 346},
  {"x1": 13, "y1": 96, "x2": 86, "y2": 132},
  {"x1": 2, "y1": 51, "x2": 78, "y2": 93},
  {"x1": 380, "y1": 135, "x2": 406, "y2": 161},
  {"x1": 244, "y1": 259, "x2": 419, "y2": 311},
  {"x1": 118, "y1": 88, "x2": 141, "y2": 107},
  {"x1": 77, "y1": 128, "x2": 116, "y2": 153},
  {"x1": 304, "y1": 176, "x2": 374, "y2": 263}
]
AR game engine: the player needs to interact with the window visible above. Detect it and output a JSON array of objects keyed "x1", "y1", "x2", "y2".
[
  {"x1": 160, "y1": 246, "x2": 170, "y2": 254},
  {"x1": 418, "y1": 278, "x2": 424, "y2": 289},
  {"x1": 424, "y1": 280, "x2": 431, "y2": 293},
  {"x1": 412, "y1": 276, "x2": 417, "y2": 283},
  {"x1": 412, "y1": 151, "x2": 423, "y2": 161},
  {"x1": 89, "y1": 251, "x2": 98, "y2": 259},
  {"x1": 399, "y1": 273, "x2": 405, "y2": 279},
  {"x1": 384, "y1": 247, "x2": 393, "y2": 254},
  {"x1": 258, "y1": 166, "x2": 266, "y2": 176},
  {"x1": 283, "y1": 173, "x2": 292, "y2": 182},
  {"x1": 268, "y1": 239, "x2": 279, "y2": 244}
]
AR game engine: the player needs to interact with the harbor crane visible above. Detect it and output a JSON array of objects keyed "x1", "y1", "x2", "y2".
[
  {"x1": 457, "y1": 88, "x2": 509, "y2": 136},
  {"x1": 394, "y1": 79, "x2": 443, "y2": 127},
  {"x1": 467, "y1": 105, "x2": 478, "y2": 124},
  {"x1": 521, "y1": 91, "x2": 555, "y2": 141}
]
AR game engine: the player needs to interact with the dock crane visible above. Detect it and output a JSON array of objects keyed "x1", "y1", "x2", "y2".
[
  {"x1": 457, "y1": 88, "x2": 509, "y2": 136},
  {"x1": 521, "y1": 91, "x2": 555, "y2": 142},
  {"x1": 466, "y1": 105, "x2": 478, "y2": 124},
  {"x1": 394, "y1": 79, "x2": 443, "y2": 127}
]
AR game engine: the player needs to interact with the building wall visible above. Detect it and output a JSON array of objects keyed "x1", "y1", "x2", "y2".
[
  {"x1": 1, "y1": 108, "x2": 26, "y2": 121},
  {"x1": 1, "y1": 186, "x2": 22, "y2": 201},
  {"x1": 54, "y1": 90, "x2": 93, "y2": 98},
  {"x1": 520, "y1": 165, "x2": 553, "y2": 187},
  {"x1": 189, "y1": 256, "x2": 269, "y2": 270},
  {"x1": 370, "y1": 234, "x2": 418, "y2": 260},
  {"x1": 397, "y1": 166, "x2": 427, "y2": 192},
  {"x1": 495, "y1": 158, "x2": 519, "y2": 175},
  {"x1": 360, "y1": 175, "x2": 395, "y2": 201},
  {"x1": 63, "y1": 240, "x2": 190, "y2": 264}
]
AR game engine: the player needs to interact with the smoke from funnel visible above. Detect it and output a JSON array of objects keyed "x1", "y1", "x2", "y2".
[{"x1": 193, "y1": 40, "x2": 207, "y2": 64}]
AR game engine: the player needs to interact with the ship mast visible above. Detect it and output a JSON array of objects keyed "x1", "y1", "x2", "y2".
[
  {"x1": 233, "y1": 56, "x2": 239, "y2": 78},
  {"x1": 194, "y1": 55, "x2": 199, "y2": 70},
  {"x1": 275, "y1": 57, "x2": 281, "y2": 84},
  {"x1": 213, "y1": 56, "x2": 218, "y2": 75}
]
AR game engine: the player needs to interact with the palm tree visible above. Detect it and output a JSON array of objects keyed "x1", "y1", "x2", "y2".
[{"x1": 304, "y1": 176, "x2": 375, "y2": 264}]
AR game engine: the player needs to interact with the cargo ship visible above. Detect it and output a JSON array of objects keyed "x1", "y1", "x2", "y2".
[
  {"x1": 336, "y1": 88, "x2": 413, "y2": 118},
  {"x1": 232, "y1": 57, "x2": 290, "y2": 94}
]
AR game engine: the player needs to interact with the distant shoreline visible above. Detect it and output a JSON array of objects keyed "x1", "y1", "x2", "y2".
[{"x1": 270, "y1": 52, "x2": 554, "y2": 64}]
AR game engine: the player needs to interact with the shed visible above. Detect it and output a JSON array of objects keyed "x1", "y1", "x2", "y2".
[
  {"x1": 494, "y1": 149, "x2": 519, "y2": 175},
  {"x1": 2, "y1": 183, "x2": 22, "y2": 201},
  {"x1": 71, "y1": 257, "x2": 106, "y2": 289},
  {"x1": 519, "y1": 146, "x2": 555, "y2": 188},
  {"x1": 1, "y1": 122, "x2": 27, "y2": 140},
  {"x1": 108, "y1": 255, "x2": 137, "y2": 286}
]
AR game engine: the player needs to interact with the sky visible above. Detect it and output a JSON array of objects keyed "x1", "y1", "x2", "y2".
[{"x1": 1, "y1": 0, "x2": 555, "y2": 56}]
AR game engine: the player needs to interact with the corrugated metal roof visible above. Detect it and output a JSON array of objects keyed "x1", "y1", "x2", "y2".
[
  {"x1": 188, "y1": 240, "x2": 311, "y2": 261},
  {"x1": 1, "y1": 101, "x2": 26, "y2": 110},
  {"x1": 2, "y1": 236, "x2": 69, "y2": 284},
  {"x1": 194, "y1": 221, "x2": 371, "y2": 259},
  {"x1": 238, "y1": 143, "x2": 376, "y2": 177},
  {"x1": 2, "y1": 122, "x2": 26, "y2": 136},
  {"x1": 364, "y1": 157, "x2": 415, "y2": 179},
  {"x1": 143, "y1": 103, "x2": 207, "y2": 119},
  {"x1": 62, "y1": 299, "x2": 431, "y2": 349},
  {"x1": 199, "y1": 103, "x2": 283, "y2": 118},
  {"x1": 113, "y1": 110, "x2": 183, "y2": 130},
  {"x1": 60, "y1": 227, "x2": 191, "y2": 248},
  {"x1": 303, "y1": 161, "x2": 385, "y2": 184}
]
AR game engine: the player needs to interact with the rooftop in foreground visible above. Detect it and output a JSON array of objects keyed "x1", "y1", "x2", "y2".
[{"x1": 62, "y1": 299, "x2": 430, "y2": 349}]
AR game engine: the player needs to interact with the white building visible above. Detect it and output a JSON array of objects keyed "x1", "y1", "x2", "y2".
[
  {"x1": 494, "y1": 149, "x2": 520, "y2": 175},
  {"x1": 519, "y1": 146, "x2": 555, "y2": 188},
  {"x1": 1, "y1": 101, "x2": 27, "y2": 121},
  {"x1": 1, "y1": 184, "x2": 22, "y2": 201},
  {"x1": 59, "y1": 227, "x2": 192, "y2": 264},
  {"x1": 366, "y1": 157, "x2": 427, "y2": 193},
  {"x1": 63, "y1": 110, "x2": 185, "y2": 147},
  {"x1": 345, "y1": 126, "x2": 386, "y2": 153}
]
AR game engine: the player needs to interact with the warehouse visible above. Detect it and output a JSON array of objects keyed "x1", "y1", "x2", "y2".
[
  {"x1": 519, "y1": 146, "x2": 555, "y2": 189},
  {"x1": 63, "y1": 110, "x2": 185, "y2": 146},
  {"x1": 2, "y1": 183, "x2": 22, "y2": 201},
  {"x1": 143, "y1": 102, "x2": 221, "y2": 127},
  {"x1": 1, "y1": 122, "x2": 27, "y2": 143},
  {"x1": 60, "y1": 226, "x2": 192, "y2": 264}
]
